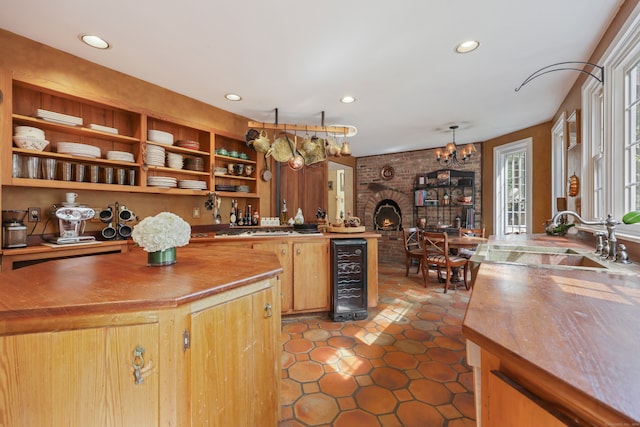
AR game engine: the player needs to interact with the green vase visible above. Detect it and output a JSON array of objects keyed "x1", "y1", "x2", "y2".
[{"x1": 147, "y1": 247, "x2": 176, "y2": 266}]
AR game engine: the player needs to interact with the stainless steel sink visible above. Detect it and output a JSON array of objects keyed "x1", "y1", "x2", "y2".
[
  {"x1": 470, "y1": 242, "x2": 636, "y2": 274},
  {"x1": 482, "y1": 244, "x2": 581, "y2": 254},
  {"x1": 483, "y1": 250, "x2": 608, "y2": 268}
]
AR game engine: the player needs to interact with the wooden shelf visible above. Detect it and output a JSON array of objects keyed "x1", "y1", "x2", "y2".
[{"x1": 13, "y1": 114, "x2": 140, "y2": 144}]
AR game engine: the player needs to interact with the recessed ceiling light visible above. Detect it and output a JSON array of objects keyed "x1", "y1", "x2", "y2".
[
  {"x1": 79, "y1": 34, "x2": 110, "y2": 50},
  {"x1": 455, "y1": 40, "x2": 480, "y2": 54},
  {"x1": 340, "y1": 95, "x2": 356, "y2": 104},
  {"x1": 225, "y1": 93, "x2": 242, "y2": 101}
]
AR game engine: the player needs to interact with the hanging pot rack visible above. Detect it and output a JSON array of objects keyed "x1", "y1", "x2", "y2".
[{"x1": 248, "y1": 109, "x2": 352, "y2": 136}]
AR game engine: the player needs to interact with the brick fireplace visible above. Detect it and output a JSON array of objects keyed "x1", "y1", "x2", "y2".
[{"x1": 355, "y1": 148, "x2": 482, "y2": 265}]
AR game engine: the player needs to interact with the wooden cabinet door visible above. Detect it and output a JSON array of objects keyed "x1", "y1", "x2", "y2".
[
  {"x1": 293, "y1": 241, "x2": 330, "y2": 312},
  {"x1": 0, "y1": 323, "x2": 159, "y2": 427},
  {"x1": 486, "y1": 371, "x2": 569, "y2": 427},
  {"x1": 253, "y1": 241, "x2": 293, "y2": 313},
  {"x1": 277, "y1": 161, "x2": 327, "y2": 222},
  {"x1": 190, "y1": 283, "x2": 279, "y2": 426}
]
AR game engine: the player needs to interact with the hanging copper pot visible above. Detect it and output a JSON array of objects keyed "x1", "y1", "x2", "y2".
[{"x1": 568, "y1": 174, "x2": 579, "y2": 197}]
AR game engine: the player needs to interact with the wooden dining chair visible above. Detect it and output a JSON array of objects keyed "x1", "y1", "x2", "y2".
[
  {"x1": 457, "y1": 227, "x2": 486, "y2": 259},
  {"x1": 421, "y1": 231, "x2": 468, "y2": 293},
  {"x1": 403, "y1": 227, "x2": 423, "y2": 276}
]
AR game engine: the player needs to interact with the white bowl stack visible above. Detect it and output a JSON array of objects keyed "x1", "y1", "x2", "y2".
[
  {"x1": 145, "y1": 145, "x2": 166, "y2": 166},
  {"x1": 147, "y1": 129, "x2": 174, "y2": 145},
  {"x1": 57, "y1": 142, "x2": 101, "y2": 158},
  {"x1": 106, "y1": 150, "x2": 135, "y2": 162},
  {"x1": 167, "y1": 152, "x2": 183, "y2": 169},
  {"x1": 13, "y1": 126, "x2": 49, "y2": 150}
]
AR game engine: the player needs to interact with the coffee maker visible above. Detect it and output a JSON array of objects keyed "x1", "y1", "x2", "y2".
[
  {"x1": 49, "y1": 206, "x2": 96, "y2": 244},
  {"x1": 2, "y1": 210, "x2": 27, "y2": 248}
]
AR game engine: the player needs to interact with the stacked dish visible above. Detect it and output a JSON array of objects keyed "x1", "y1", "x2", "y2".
[
  {"x1": 57, "y1": 142, "x2": 101, "y2": 158},
  {"x1": 215, "y1": 184, "x2": 236, "y2": 192},
  {"x1": 147, "y1": 176, "x2": 177, "y2": 188},
  {"x1": 36, "y1": 109, "x2": 83, "y2": 126},
  {"x1": 89, "y1": 123, "x2": 119, "y2": 134},
  {"x1": 145, "y1": 145, "x2": 165, "y2": 166},
  {"x1": 167, "y1": 152, "x2": 184, "y2": 169},
  {"x1": 106, "y1": 150, "x2": 135, "y2": 162},
  {"x1": 236, "y1": 185, "x2": 250, "y2": 193},
  {"x1": 147, "y1": 129, "x2": 174, "y2": 145},
  {"x1": 13, "y1": 126, "x2": 49, "y2": 150},
  {"x1": 178, "y1": 179, "x2": 207, "y2": 190},
  {"x1": 214, "y1": 167, "x2": 228, "y2": 176},
  {"x1": 184, "y1": 157, "x2": 204, "y2": 171},
  {"x1": 176, "y1": 139, "x2": 200, "y2": 150}
]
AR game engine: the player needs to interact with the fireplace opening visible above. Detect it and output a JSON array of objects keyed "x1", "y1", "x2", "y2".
[{"x1": 373, "y1": 199, "x2": 402, "y2": 231}]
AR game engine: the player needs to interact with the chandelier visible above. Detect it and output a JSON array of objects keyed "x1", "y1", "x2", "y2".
[{"x1": 434, "y1": 125, "x2": 476, "y2": 167}]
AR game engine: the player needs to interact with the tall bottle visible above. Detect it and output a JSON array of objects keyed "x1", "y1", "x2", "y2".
[
  {"x1": 230, "y1": 199, "x2": 237, "y2": 226},
  {"x1": 280, "y1": 199, "x2": 288, "y2": 225}
]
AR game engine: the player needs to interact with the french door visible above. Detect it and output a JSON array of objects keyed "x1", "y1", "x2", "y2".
[{"x1": 494, "y1": 138, "x2": 533, "y2": 236}]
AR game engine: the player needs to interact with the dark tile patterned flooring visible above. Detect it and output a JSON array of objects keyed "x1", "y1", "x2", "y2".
[{"x1": 279, "y1": 263, "x2": 477, "y2": 427}]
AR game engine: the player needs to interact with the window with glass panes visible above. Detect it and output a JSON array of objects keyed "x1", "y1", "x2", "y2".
[
  {"x1": 505, "y1": 151, "x2": 527, "y2": 234},
  {"x1": 625, "y1": 59, "x2": 640, "y2": 211}
]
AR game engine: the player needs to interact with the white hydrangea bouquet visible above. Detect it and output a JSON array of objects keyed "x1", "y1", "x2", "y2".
[{"x1": 131, "y1": 212, "x2": 191, "y2": 253}]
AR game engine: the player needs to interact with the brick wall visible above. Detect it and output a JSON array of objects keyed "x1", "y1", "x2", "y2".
[{"x1": 355, "y1": 147, "x2": 482, "y2": 265}]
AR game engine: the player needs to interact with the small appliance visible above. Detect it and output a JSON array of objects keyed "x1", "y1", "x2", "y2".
[
  {"x1": 2, "y1": 210, "x2": 28, "y2": 248},
  {"x1": 49, "y1": 205, "x2": 96, "y2": 244}
]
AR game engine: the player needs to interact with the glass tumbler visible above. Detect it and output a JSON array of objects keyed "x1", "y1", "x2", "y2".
[
  {"x1": 25, "y1": 157, "x2": 40, "y2": 179},
  {"x1": 75, "y1": 164, "x2": 86, "y2": 182},
  {"x1": 103, "y1": 167, "x2": 114, "y2": 184},
  {"x1": 42, "y1": 158, "x2": 57, "y2": 180},
  {"x1": 116, "y1": 168, "x2": 126, "y2": 185},
  {"x1": 89, "y1": 165, "x2": 100, "y2": 183},
  {"x1": 60, "y1": 162, "x2": 73, "y2": 181}
]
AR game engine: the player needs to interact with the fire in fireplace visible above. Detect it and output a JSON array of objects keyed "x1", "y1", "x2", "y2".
[{"x1": 373, "y1": 199, "x2": 402, "y2": 231}]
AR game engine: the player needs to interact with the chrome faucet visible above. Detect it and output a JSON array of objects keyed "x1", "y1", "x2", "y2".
[{"x1": 550, "y1": 211, "x2": 621, "y2": 261}]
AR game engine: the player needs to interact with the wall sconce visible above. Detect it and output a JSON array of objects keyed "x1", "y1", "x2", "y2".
[{"x1": 434, "y1": 125, "x2": 476, "y2": 167}]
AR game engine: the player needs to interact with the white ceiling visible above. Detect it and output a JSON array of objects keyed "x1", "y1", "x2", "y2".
[{"x1": 0, "y1": 0, "x2": 624, "y2": 157}]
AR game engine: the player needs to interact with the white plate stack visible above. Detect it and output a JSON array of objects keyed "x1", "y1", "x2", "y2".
[
  {"x1": 13, "y1": 126, "x2": 49, "y2": 150},
  {"x1": 57, "y1": 142, "x2": 101, "y2": 158},
  {"x1": 147, "y1": 176, "x2": 177, "y2": 188},
  {"x1": 36, "y1": 109, "x2": 83, "y2": 126},
  {"x1": 147, "y1": 129, "x2": 174, "y2": 145},
  {"x1": 167, "y1": 152, "x2": 183, "y2": 169},
  {"x1": 178, "y1": 180, "x2": 207, "y2": 190},
  {"x1": 106, "y1": 150, "x2": 135, "y2": 162},
  {"x1": 89, "y1": 123, "x2": 119, "y2": 134},
  {"x1": 145, "y1": 145, "x2": 165, "y2": 166}
]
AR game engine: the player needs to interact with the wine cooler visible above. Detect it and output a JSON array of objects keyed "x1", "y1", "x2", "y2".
[{"x1": 330, "y1": 239, "x2": 368, "y2": 321}]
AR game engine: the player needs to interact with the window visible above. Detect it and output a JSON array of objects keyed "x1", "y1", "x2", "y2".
[
  {"x1": 624, "y1": 59, "x2": 640, "y2": 211},
  {"x1": 494, "y1": 138, "x2": 533, "y2": 236},
  {"x1": 551, "y1": 113, "x2": 566, "y2": 212},
  {"x1": 582, "y1": 3, "x2": 640, "y2": 239}
]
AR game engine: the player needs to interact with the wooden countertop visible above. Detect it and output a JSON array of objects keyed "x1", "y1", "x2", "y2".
[
  {"x1": 463, "y1": 235, "x2": 640, "y2": 422},
  {"x1": 189, "y1": 231, "x2": 381, "y2": 244},
  {"x1": 0, "y1": 246, "x2": 283, "y2": 326}
]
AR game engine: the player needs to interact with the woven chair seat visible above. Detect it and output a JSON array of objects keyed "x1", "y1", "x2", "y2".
[{"x1": 426, "y1": 254, "x2": 467, "y2": 265}]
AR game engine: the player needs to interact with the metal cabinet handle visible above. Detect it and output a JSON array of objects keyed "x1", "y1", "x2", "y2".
[
  {"x1": 265, "y1": 303, "x2": 273, "y2": 318},
  {"x1": 296, "y1": 248, "x2": 301, "y2": 255},
  {"x1": 281, "y1": 249, "x2": 286, "y2": 256},
  {"x1": 132, "y1": 345, "x2": 145, "y2": 384}
]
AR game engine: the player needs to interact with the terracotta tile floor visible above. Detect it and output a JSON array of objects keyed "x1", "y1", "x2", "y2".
[{"x1": 279, "y1": 263, "x2": 477, "y2": 427}]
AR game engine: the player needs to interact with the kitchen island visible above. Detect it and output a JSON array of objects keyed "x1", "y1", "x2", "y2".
[
  {"x1": 0, "y1": 247, "x2": 283, "y2": 427},
  {"x1": 463, "y1": 235, "x2": 640, "y2": 426}
]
